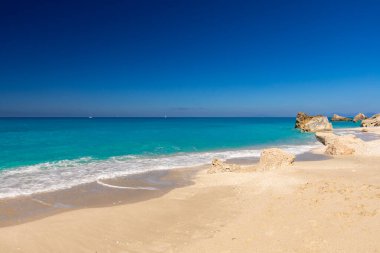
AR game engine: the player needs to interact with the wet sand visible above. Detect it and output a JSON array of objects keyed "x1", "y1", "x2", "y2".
[
  {"x1": 0, "y1": 166, "x2": 200, "y2": 227},
  {"x1": 227, "y1": 151, "x2": 330, "y2": 165}
]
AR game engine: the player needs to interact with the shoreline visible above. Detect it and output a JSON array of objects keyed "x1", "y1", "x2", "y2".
[
  {"x1": 0, "y1": 166, "x2": 201, "y2": 227},
  {"x1": 2, "y1": 125, "x2": 369, "y2": 200},
  {"x1": 1, "y1": 151, "x2": 379, "y2": 252},
  {"x1": 0, "y1": 127, "x2": 380, "y2": 252},
  {"x1": 1, "y1": 127, "x2": 378, "y2": 228},
  {"x1": 0, "y1": 150, "x2": 328, "y2": 228},
  {"x1": 0, "y1": 142, "x2": 318, "y2": 199}
]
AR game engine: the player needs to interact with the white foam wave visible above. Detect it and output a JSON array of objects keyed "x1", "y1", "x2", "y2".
[{"x1": 0, "y1": 144, "x2": 317, "y2": 199}]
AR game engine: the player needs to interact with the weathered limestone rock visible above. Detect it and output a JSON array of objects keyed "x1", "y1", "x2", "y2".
[
  {"x1": 295, "y1": 112, "x2": 333, "y2": 132},
  {"x1": 331, "y1": 114, "x2": 352, "y2": 122},
  {"x1": 207, "y1": 159, "x2": 241, "y2": 173},
  {"x1": 258, "y1": 148, "x2": 295, "y2": 171},
  {"x1": 315, "y1": 132, "x2": 332, "y2": 145},
  {"x1": 315, "y1": 132, "x2": 364, "y2": 155},
  {"x1": 353, "y1": 113, "x2": 367, "y2": 123},
  {"x1": 361, "y1": 114, "x2": 380, "y2": 127}
]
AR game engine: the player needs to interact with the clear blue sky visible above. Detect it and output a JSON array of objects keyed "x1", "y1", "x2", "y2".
[{"x1": 1, "y1": 0, "x2": 379, "y2": 117}]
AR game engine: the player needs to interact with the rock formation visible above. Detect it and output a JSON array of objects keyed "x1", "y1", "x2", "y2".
[
  {"x1": 295, "y1": 112, "x2": 333, "y2": 132},
  {"x1": 207, "y1": 159, "x2": 241, "y2": 173},
  {"x1": 331, "y1": 114, "x2": 352, "y2": 122},
  {"x1": 258, "y1": 148, "x2": 295, "y2": 171},
  {"x1": 353, "y1": 113, "x2": 367, "y2": 123},
  {"x1": 315, "y1": 132, "x2": 364, "y2": 155},
  {"x1": 361, "y1": 114, "x2": 380, "y2": 127}
]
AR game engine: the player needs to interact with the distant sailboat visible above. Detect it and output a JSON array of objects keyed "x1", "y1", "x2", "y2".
[{"x1": 164, "y1": 114, "x2": 167, "y2": 119}]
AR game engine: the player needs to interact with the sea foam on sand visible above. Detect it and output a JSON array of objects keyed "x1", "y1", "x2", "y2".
[{"x1": 0, "y1": 144, "x2": 317, "y2": 198}]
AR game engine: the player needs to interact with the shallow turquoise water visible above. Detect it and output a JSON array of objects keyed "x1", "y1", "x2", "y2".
[
  {"x1": 0, "y1": 117, "x2": 360, "y2": 198},
  {"x1": 0, "y1": 117, "x2": 315, "y2": 170},
  {"x1": 331, "y1": 120, "x2": 361, "y2": 129}
]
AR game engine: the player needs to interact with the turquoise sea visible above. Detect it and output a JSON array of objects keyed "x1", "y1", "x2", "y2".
[{"x1": 0, "y1": 117, "x2": 360, "y2": 198}]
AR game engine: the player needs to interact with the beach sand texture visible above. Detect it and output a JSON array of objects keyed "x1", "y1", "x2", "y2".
[{"x1": 0, "y1": 128, "x2": 379, "y2": 253}]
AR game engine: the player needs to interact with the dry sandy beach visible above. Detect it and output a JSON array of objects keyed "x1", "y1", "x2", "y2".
[{"x1": 0, "y1": 128, "x2": 379, "y2": 253}]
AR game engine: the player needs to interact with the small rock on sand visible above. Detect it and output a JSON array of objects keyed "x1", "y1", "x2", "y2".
[
  {"x1": 207, "y1": 159, "x2": 241, "y2": 174},
  {"x1": 258, "y1": 148, "x2": 295, "y2": 171}
]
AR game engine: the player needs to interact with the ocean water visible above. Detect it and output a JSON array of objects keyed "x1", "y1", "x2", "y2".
[
  {"x1": 0, "y1": 117, "x2": 356, "y2": 198},
  {"x1": 330, "y1": 120, "x2": 362, "y2": 129}
]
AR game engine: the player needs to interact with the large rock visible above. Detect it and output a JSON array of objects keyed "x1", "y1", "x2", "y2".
[
  {"x1": 353, "y1": 113, "x2": 367, "y2": 123},
  {"x1": 315, "y1": 132, "x2": 364, "y2": 155},
  {"x1": 331, "y1": 114, "x2": 352, "y2": 122},
  {"x1": 295, "y1": 112, "x2": 333, "y2": 132},
  {"x1": 258, "y1": 148, "x2": 295, "y2": 171},
  {"x1": 361, "y1": 114, "x2": 380, "y2": 127},
  {"x1": 207, "y1": 159, "x2": 241, "y2": 174}
]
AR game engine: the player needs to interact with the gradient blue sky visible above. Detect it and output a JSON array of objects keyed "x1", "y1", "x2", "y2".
[{"x1": 1, "y1": 0, "x2": 379, "y2": 117}]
